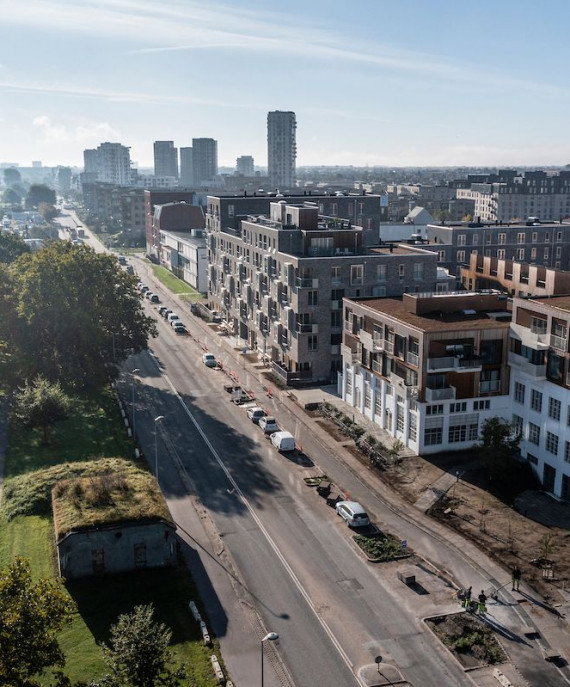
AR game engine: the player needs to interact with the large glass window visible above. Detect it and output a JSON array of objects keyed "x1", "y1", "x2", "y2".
[
  {"x1": 514, "y1": 382, "x2": 525, "y2": 404},
  {"x1": 548, "y1": 397, "x2": 561, "y2": 421},
  {"x1": 424, "y1": 427, "x2": 443, "y2": 445},
  {"x1": 546, "y1": 432, "x2": 559, "y2": 456},
  {"x1": 530, "y1": 389, "x2": 543, "y2": 412},
  {"x1": 528, "y1": 422, "x2": 541, "y2": 445}
]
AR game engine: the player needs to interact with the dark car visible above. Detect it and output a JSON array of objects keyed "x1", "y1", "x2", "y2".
[
  {"x1": 173, "y1": 324, "x2": 187, "y2": 335},
  {"x1": 150, "y1": 294, "x2": 160, "y2": 303}
]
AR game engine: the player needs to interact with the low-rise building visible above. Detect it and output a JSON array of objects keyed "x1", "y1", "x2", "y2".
[{"x1": 341, "y1": 291, "x2": 512, "y2": 454}]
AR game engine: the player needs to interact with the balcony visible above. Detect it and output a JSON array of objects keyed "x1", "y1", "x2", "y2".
[
  {"x1": 372, "y1": 360, "x2": 383, "y2": 375},
  {"x1": 271, "y1": 361, "x2": 312, "y2": 385},
  {"x1": 425, "y1": 386, "x2": 456, "y2": 401},
  {"x1": 297, "y1": 323, "x2": 318, "y2": 334},
  {"x1": 427, "y1": 356, "x2": 482, "y2": 373},
  {"x1": 510, "y1": 322, "x2": 549, "y2": 349},
  {"x1": 479, "y1": 380, "x2": 501, "y2": 394},
  {"x1": 550, "y1": 334, "x2": 568, "y2": 352},
  {"x1": 508, "y1": 351, "x2": 546, "y2": 379},
  {"x1": 296, "y1": 277, "x2": 318, "y2": 288},
  {"x1": 342, "y1": 344, "x2": 359, "y2": 364}
]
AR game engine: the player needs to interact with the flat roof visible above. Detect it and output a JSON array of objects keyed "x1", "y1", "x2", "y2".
[
  {"x1": 532, "y1": 296, "x2": 570, "y2": 314},
  {"x1": 352, "y1": 297, "x2": 511, "y2": 333}
]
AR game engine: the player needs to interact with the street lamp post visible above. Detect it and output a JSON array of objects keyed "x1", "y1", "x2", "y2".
[
  {"x1": 261, "y1": 632, "x2": 278, "y2": 687},
  {"x1": 154, "y1": 416, "x2": 165, "y2": 485},
  {"x1": 131, "y1": 368, "x2": 140, "y2": 438}
]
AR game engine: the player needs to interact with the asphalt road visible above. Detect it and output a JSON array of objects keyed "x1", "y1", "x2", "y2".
[{"x1": 122, "y1": 278, "x2": 474, "y2": 687}]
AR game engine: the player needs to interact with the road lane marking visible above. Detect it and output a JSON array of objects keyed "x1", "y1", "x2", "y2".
[{"x1": 157, "y1": 364, "x2": 361, "y2": 686}]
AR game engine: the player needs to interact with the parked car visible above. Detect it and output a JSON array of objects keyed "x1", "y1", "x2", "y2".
[
  {"x1": 246, "y1": 407, "x2": 266, "y2": 424},
  {"x1": 158, "y1": 306, "x2": 169, "y2": 316},
  {"x1": 126, "y1": 265, "x2": 135, "y2": 275},
  {"x1": 162, "y1": 309, "x2": 172, "y2": 319},
  {"x1": 258, "y1": 416, "x2": 279, "y2": 434},
  {"x1": 140, "y1": 285, "x2": 149, "y2": 293},
  {"x1": 270, "y1": 431, "x2": 296, "y2": 452},
  {"x1": 145, "y1": 291, "x2": 154, "y2": 300},
  {"x1": 150, "y1": 294, "x2": 160, "y2": 303},
  {"x1": 173, "y1": 323, "x2": 187, "y2": 335},
  {"x1": 202, "y1": 353, "x2": 217, "y2": 368},
  {"x1": 231, "y1": 388, "x2": 251, "y2": 404},
  {"x1": 167, "y1": 313, "x2": 179, "y2": 324},
  {"x1": 335, "y1": 501, "x2": 370, "y2": 528},
  {"x1": 170, "y1": 318, "x2": 182, "y2": 328},
  {"x1": 117, "y1": 255, "x2": 127, "y2": 265}
]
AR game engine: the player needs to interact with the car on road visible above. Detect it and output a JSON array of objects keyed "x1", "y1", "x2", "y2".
[
  {"x1": 145, "y1": 291, "x2": 154, "y2": 299},
  {"x1": 167, "y1": 312, "x2": 180, "y2": 324},
  {"x1": 139, "y1": 284, "x2": 149, "y2": 293},
  {"x1": 161, "y1": 308, "x2": 172, "y2": 319},
  {"x1": 246, "y1": 407, "x2": 266, "y2": 424},
  {"x1": 158, "y1": 306, "x2": 169, "y2": 316},
  {"x1": 258, "y1": 416, "x2": 279, "y2": 434},
  {"x1": 126, "y1": 265, "x2": 135, "y2": 275},
  {"x1": 335, "y1": 501, "x2": 370, "y2": 528},
  {"x1": 170, "y1": 317, "x2": 182, "y2": 327},
  {"x1": 202, "y1": 353, "x2": 217, "y2": 367},
  {"x1": 150, "y1": 294, "x2": 160, "y2": 303},
  {"x1": 270, "y1": 431, "x2": 296, "y2": 452},
  {"x1": 173, "y1": 323, "x2": 187, "y2": 335}
]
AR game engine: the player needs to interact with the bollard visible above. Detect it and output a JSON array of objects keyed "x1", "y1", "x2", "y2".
[
  {"x1": 188, "y1": 600, "x2": 201, "y2": 623},
  {"x1": 210, "y1": 655, "x2": 225, "y2": 684},
  {"x1": 127, "y1": 428, "x2": 132, "y2": 438}
]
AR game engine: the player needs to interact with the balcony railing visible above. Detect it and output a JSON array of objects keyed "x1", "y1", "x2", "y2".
[
  {"x1": 296, "y1": 323, "x2": 318, "y2": 334},
  {"x1": 508, "y1": 351, "x2": 546, "y2": 378},
  {"x1": 296, "y1": 277, "x2": 318, "y2": 288},
  {"x1": 427, "y1": 356, "x2": 482, "y2": 372},
  {"x1": 425, "y1": 386, "x2": 456, "y2": 401},
  {"x1": 271, "y1": 361, "x2": 313, "y2": 385},
  {"x1": 479, "y1": 380, "x2": 501, "y2": 393}
]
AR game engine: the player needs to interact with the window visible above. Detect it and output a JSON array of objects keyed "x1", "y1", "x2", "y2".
[
  {"x1": 556, "y1": 246, "x2": 562, "y2": 259},
  {"x1": 450, "y1": 402, "x2": 467, "y2": 413},
  {"x1": 228, "y1": 204, "x2": 235, "y2": 218},
  {"x1": 531, "y1": 247, "x2": 537, "y2": 260},
  {"x1": 516, "y1": 248, "x2": 525, "y2": 260},
  {"x1": 497, "y1": 249, "x2": 505, "y2": 260},
  {"x1": 448, "y1": 422, "x2": 478, "y2": 443},
  {"x1": 528, "y1": 422, "x2": 540, "y2": 446},
  {"x1": 365, "y1": 386, "x2": 372, "y2": 409},
  {"x1": 376, "y1": 264, "x2": 386, "y2": 282},
  {"x1": 308, "y1": 335, "x2": 318, "y2": 351},
  {"x1": 437, "y1": 250, "x2": 446, "y2": 262},
  {"x1": 512, "y1": 414, "x2": 523, "y2": 437},
  {"x1": 457, "y1": 234, "x2": 466, "y2": 246},
  {"x1": 409, "y1": 413, "x2": 417, "y2": 441},
  {"x1": 498, "y1": 233, "x2": 506, "y2": 245},
  {"x1": 398, "y1": 264, "x2": 405, "y2": 278},
  {"x1": 530, "y1": 389, "x2": 542, "y2": 412},
  {"x1": 345, "y1": 371, "x2": 352, "y2": 393},
  {"x1": 396, "y1": 405, "x2": 405, "y2": 432},
  {"x1": 517, "y1": 232, "x2": 525, "y2": 244},
  {"x1": 308, "y1": 290, "x2": 318, "y2": 306},
  {"x1": 549, "y1": 397, "x2": 561, "y2": 421},
  {"x1": 374, "y1": 393, "x2": 381, "y2": 416},
  {"x1": 426, "y1": 404, "x2": 444, "y2": 415},
  {"x1": 474, "y1": 399, "x2": 490, "y2": 410},
  {"x1": 546, "y1": 432, "x2": 559, "y2": 455},
  {"x1": 456, "y1": 250, "x2": 465, "y2": 264},
  {"x1": 331, "y1": 265, "x2": 341, "y2": 282},
  {"x1": 544, "y1": 247, "x2": 549, "y2": 260},
  {"x1": 527, "y1": 453, "x2": 538, "y2": 465},
  {"x1": 565, "y1": 441, "x2": 570, "y2": 463},
  {"x1": 472, "y1": 234, "x2": 479, "y2": 245},
  {"x1": 424, "y1": 427, "x2": 443, "y2": 445},
  {"x1": 532, "y1": 232, "x2": 538, "y2": 243},
  {"x1": 557, "y1": 231, "x2": 563, "y2": 242},
  {"x1": 413, "y1": 263, "x2": 423, "y2": 280},
  {"x1": 350, "y1": 264, "x2": 363, "y2": 285}
]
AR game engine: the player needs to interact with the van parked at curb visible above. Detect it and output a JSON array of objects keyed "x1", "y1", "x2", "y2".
[{"x1": 270, "y1": 431, "x2": 296, "y2": 452}]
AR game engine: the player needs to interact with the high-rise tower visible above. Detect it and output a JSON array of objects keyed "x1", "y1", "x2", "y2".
[
  {"x1": 192, "y1": 138, "x2": 218, "y2": 185},
  {"x1": 153, "y1": 141, "x2": 178, "y2": 178},
  {"x1": 267, "y1": 111, "x2": 297, "y2": 190}
]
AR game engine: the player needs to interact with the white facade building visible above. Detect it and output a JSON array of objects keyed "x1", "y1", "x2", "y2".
[{"x1": 159, "y1": 230, "x2": 207, "y2": 293}]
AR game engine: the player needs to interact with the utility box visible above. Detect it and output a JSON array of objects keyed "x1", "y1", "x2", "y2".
[{"x1": 397, "y1": 569, "x2": 416, "y2": 586}]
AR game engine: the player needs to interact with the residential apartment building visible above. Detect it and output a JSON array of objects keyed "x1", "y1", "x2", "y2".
[
  {"x1": 267, "y1": 111, "x2": 297, "y2": 190},
  {"x1": 192, "y1": 138, "x2": 218, "y2": 186},
  {"x1": 236, "y1": 155, "x2": 254, "y2": 176},
  {"x1": 153, "y1": 141, "x2": 178, "y2": 178},
  {"x1": 509, "y1": 296, "x2": 570, "y2": 500},
  {"x1": 341, "y1": 292, "x2": 512, "y2": 454},
  {"x1": 208, "y1": 200, "x2": 439, "y2": 383},
  {"x1": 426, "y1": 219, "x2": 570, "y2": 278},
  {"x1": 456, "y1": 170, "x2": 570, "y2": 223},
  {"x1": 144, "y1": 190, "x2": 196, "y2": 260},
  {"x1": 82, "y1": 142, "x2": 133, "y2": 186},
  {"x1": 206, "y1": 191, "x2": 384, "y2": 247},
  {"x1": 460, "y1": 253, "x2": 570, "y2": 297},
  {"x1": 180, "y1": 147, "x2": 193, "y2": 186}
]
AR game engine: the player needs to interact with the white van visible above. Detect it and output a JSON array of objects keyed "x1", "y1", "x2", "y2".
[
  {"x1": 270, "y1": 431, "x2": 296, "y2": 452},
  {"x1": 167, "y1": 313, "x2": 179, "y2": 324}
]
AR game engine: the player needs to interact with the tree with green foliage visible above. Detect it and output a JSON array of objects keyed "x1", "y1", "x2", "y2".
[
  {"x1": 97, "y1": 604, "x2": 186, "y2": 687},
  {"x1": 38, "y1": 201, "x2": 59, "y2": 222},
  {"x1": 0, "y1": 231, "x2": 30, "y2": 264},
  {"x1": 0, "y1": 557, "x2": 75, "y2": 687},
  {"x1": 478, "y1": 416, "x2": 521, "y2": 486},
  {"x1": 12, "y1": 375, "x2": 72, "y2": 444},
  {"x1": 26, "y1": 184, "x2": 56, "y2": 209},
  {"x1": 3, "y1": 167, "x2": 21, "y2": 187},
  {"x1": 7, "y1": 241, "x2": 157, "y2": 389},
  {"x1": 2, "y1": 187, "x2": 23, "y2": 208}
]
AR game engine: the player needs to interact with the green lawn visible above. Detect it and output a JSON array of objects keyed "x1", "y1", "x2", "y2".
[
  {"x1": 151, "y1": 264, "x2": 206, "y2": 301},
  {"x1": 0, "y1": 388, "x2": 222, "y2": 686}
]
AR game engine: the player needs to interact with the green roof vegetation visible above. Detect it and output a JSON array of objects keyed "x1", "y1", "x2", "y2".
[{"x1": 52, "y1": 466, "x2": 172, "y2": 538}]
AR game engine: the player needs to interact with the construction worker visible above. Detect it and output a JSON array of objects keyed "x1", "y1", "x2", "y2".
[
  {"x1": 464, "y1": 586, "x2": 472, "y2": 609},
  {"x1": 478, "y1": 590, "x2": 487, "y2": 614},
  {"x1": 512, "y1": 565, "x2": 521, "y2": 591}
]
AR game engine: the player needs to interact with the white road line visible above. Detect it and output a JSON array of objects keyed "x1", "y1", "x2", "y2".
[{"x1": 157, "y1": 364, "x2": 361, "y2": 686}]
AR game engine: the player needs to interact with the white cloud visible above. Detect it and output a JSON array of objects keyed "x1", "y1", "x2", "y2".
[{"x1": 32, "y1": 115, "x2": 121, "y2": 145}]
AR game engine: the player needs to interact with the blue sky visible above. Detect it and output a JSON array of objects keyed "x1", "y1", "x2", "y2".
[{"x1": 2, "y1": 0, "x2": 570, "y2": 168}]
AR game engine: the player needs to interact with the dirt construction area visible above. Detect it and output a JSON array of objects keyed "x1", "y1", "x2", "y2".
[{"x1": 312, "y1": 412, "x2": 570, "y2": 607}]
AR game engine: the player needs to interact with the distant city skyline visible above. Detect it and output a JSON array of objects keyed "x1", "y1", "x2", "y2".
[{"x1": 3, "y1": 1, "x2": 570, "y2": 168}]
